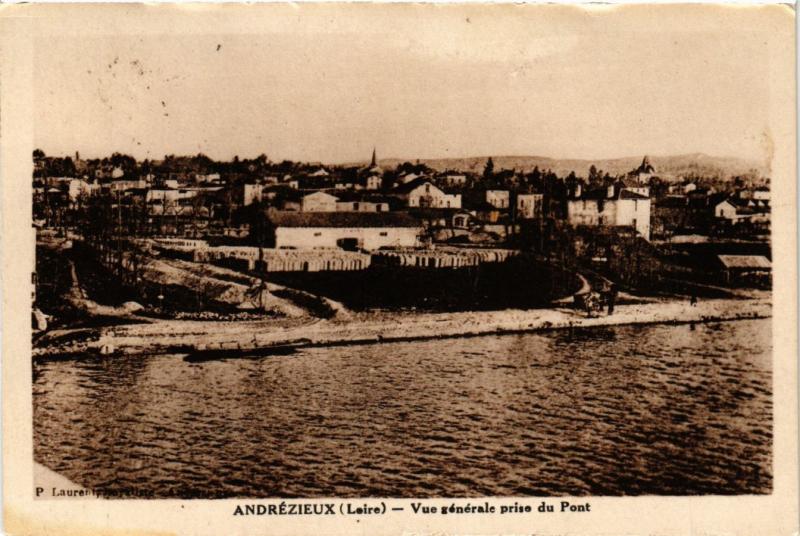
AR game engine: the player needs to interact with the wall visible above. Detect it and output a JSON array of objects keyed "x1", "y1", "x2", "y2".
[
  {"x1": 715, "y1": 202, "x2": 737, "y2": 220},
  {"x1": 517, "y1": 194, "x2": 543, "y2": 219},
  {"x1": 243, "y1": 184, "x2": 263, "y2": 206},
  {"x1": 486, "y1": 190, "x2": 510, "y2": 209},
  {"x1": 567, "y1": 198, "x2": 651, "y2": 240},
  {"x1": 275, "y1": 226, "x2": 420, "y2": 250},
  {"x1": 407, "y1": 183, "x2": 462, "y2": 209},
  {"x1": 615, "y1": 198, "x2": 651, "y2": 240},
  {"x1": 301, "y1": 192, "x2": 338, "y2": 212},
  {"x1": 335, "y1": 201, "x2": 389, "y2": 212},
  {"x1": 567, "y1": 199, "x2": 617, "y2": 226}
]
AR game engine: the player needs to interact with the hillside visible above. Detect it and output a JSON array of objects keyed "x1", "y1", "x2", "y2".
[{"x1": 370, "y1": 153, "x2": 768, "y2": 180}]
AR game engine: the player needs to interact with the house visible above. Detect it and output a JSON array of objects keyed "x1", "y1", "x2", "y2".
[
  {"x1": 485, "y1": 190, "x2": 510, "y2": 209},
  {"x1": 67, "y1": 178, "x2": 98, "y2": 200},
  {"x1": 451, "y1": 210, "x2": 472, "y2": 229},
  {"x1": 516, "y1": 193, "x2": 544, "y2": 219},
  {"x1": 624, "y1": 185, "x2": 650, "y2": 198},
  {"x1": 669, "y1": 181, "x2": 697, "y2": 195},
  {"x1": 438, "y1": 173, "x2": 468, "y2": 188},
  {"x1": 714, "y1": 199, "x2": 739, "y2": 220},
  {"x1": 106, "y1": 178, "x2": 146, "y2": 192},
  {"x1": 358, "y1": 174, "x2": 382, "y2": 191},
  {"x1": 242, "y1": 183, "x2": 264, "y2": 206},
  {"x1": 263, "y1": 211, "x2": 422, "y2": 250},
  {"x1": 567, "y1": 183, "x2": 651, "y2": 240},
  {"x1": 393, "y1": 178, "x2": 462, "y2": 209},
  {"x1": 752, "y1": 186, "x2": 770, "y2": 201},
  {"x1": 336, "y1": 199, "x2": 390, "y2": 212},
  {"x1": 334, "y1": 193, "x2": 392, "y2": 212},
  {"x1": 714, "y1": 197, "x2": 770, "y2": 225},
  {"x1": 300, "y1": 191, "x2": 339, "y2": 212},
  {"x1": 146, "y1": 188, "x2": 200, "y2": 210}
]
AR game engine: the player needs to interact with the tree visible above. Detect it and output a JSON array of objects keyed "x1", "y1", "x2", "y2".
[
  {"x1": 588, "y1": 164, "x2": 599, "y2": 184},
  {"x1": 483, "y1": 157, "x2": 495, "y2": 180}
]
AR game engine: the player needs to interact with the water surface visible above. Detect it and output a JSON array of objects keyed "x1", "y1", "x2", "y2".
[{"x1": 33, "y1": 319, "x2": 772, "y2": 497}]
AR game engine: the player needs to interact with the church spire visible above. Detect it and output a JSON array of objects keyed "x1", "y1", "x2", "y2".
[{"x1": 370, "y1": 147, "x2": 377, "y2": 167}]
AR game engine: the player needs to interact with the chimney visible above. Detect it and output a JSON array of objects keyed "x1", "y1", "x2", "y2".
[
  {"x1": 607, "y1": 185, "x2": 615, "y2": 198},
  {"x1": 574, "y1": 184, "x2": 582, "y2": 198}
]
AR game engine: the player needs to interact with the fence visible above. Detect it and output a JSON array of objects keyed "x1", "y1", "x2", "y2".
[{"x1": 372, "y1": 247, "x2": 518, "y2": 268}]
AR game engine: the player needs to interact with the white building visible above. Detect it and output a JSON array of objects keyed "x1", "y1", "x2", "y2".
[
  {"x1": 485, "y1": 190, "x2": 510, "y2": 209},
  {"x1": 395, "y1": 179, "x2": 462, "y2": 209},
  {"x1": 516, "y1": 193, "x2": 544, "y2": 219},
  {"x1": 67, "y1": 178, "x2": 99, "y2": 200},
  {"x1": 243, "y1": 183, "x2": 264, "y2": 206},
  {"x1": 267, "y1": 211, "x2": 422, "y2": 250},
  {"x1": 301, "y1": 191, "x2": 339, "y2": 212},
  {"x1": 567, "y1": 184, "x2": 651, "y2": 240},
  {"x1": 752, "y1": 187, "x2": 770, "y2": 202},
  {"x1": 714, "y1": 199, "x2": 739, "y2": 220}
]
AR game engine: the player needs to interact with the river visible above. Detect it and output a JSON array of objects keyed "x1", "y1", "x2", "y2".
[{"x1": 33, "y1": 318, "x2": 772, "y2": 498}]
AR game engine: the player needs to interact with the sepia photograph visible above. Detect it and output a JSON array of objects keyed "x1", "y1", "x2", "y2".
[
  {"x1": 2, "y1": 3, "x2": 797, "y2": 535},
  {"x1": 28, "y1": 5, "x2": 778, "y2": 501}
]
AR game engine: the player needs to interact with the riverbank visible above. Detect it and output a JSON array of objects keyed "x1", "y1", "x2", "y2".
[{"x1": 34, "y1": 292, "x2": 771, "y2": 359}]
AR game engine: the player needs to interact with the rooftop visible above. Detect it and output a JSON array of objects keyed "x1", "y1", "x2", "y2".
[
  {"x1": 266, "y1": 210, "x2": 421, "y2": 228},
  {"x1": 717, "y1": 255, "x2": 771, "y2": 269}
]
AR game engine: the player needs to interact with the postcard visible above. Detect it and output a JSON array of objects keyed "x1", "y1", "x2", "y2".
[{"x1": 2, "y1": 3, "x2": 797, "y2": 535}]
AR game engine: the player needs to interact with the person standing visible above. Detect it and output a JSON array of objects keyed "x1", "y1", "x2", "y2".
[{"x1": 607, "y1": 283, "x2": 618, "y2": 315}]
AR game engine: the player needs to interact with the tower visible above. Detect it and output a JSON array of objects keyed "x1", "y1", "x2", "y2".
[{"x1": 370, "y1": 147, "x2": 377, "y2": 167}]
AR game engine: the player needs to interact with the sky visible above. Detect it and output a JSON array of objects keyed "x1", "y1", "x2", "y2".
[{"x1": 32, "y1": 5, "x2": 777, "y2": 165}]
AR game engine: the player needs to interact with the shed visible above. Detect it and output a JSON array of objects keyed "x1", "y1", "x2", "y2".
[{"x1": 717, "y1": 255, "x2": 771, "y2": 286}]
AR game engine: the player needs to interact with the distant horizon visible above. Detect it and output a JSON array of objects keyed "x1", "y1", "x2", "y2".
[{"x1": 36, "y1": 149, "x2": 766, "y2": 169}]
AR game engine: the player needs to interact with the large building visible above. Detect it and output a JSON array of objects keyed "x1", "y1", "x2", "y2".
[
  {"x1": 394, "y1": 178, "x2": 462, "y2": 209},
  {"x1": 264, "y1": 211, "x2": 422, "y2": 250},
  {"x1": 516, "y1": 193, "x2": 544, "y2": 219},
  {"x1": 485, "y1": 190, "x2": 510, "y2": 209},
  {"x1": 567, "y1": 183, "x2": 651, "y2": 240}
]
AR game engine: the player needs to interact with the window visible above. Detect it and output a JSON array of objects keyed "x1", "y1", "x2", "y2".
[
  {"x1": 379, "y1": 231, "x2": 388, "y2": 236},
  {"x1": 314, "y1": 232, "x2": 322, "y2": 237},
  {"x1": 425, "y1": 184, "x2": 430, "y2": 193}
]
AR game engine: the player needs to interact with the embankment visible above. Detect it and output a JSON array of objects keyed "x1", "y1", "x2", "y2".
[{"x1": 34, "y1": 294, "x2": 771, "y2": 360}]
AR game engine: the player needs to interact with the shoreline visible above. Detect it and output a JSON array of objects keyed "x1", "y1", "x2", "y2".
[{"x1": 34, "y1": 294, "x2": 772, "y2": 359}]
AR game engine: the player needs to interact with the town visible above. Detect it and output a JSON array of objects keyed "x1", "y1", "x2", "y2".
[{"x1": 32, "y1": 148, "x2": 772, "y2": 356}]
